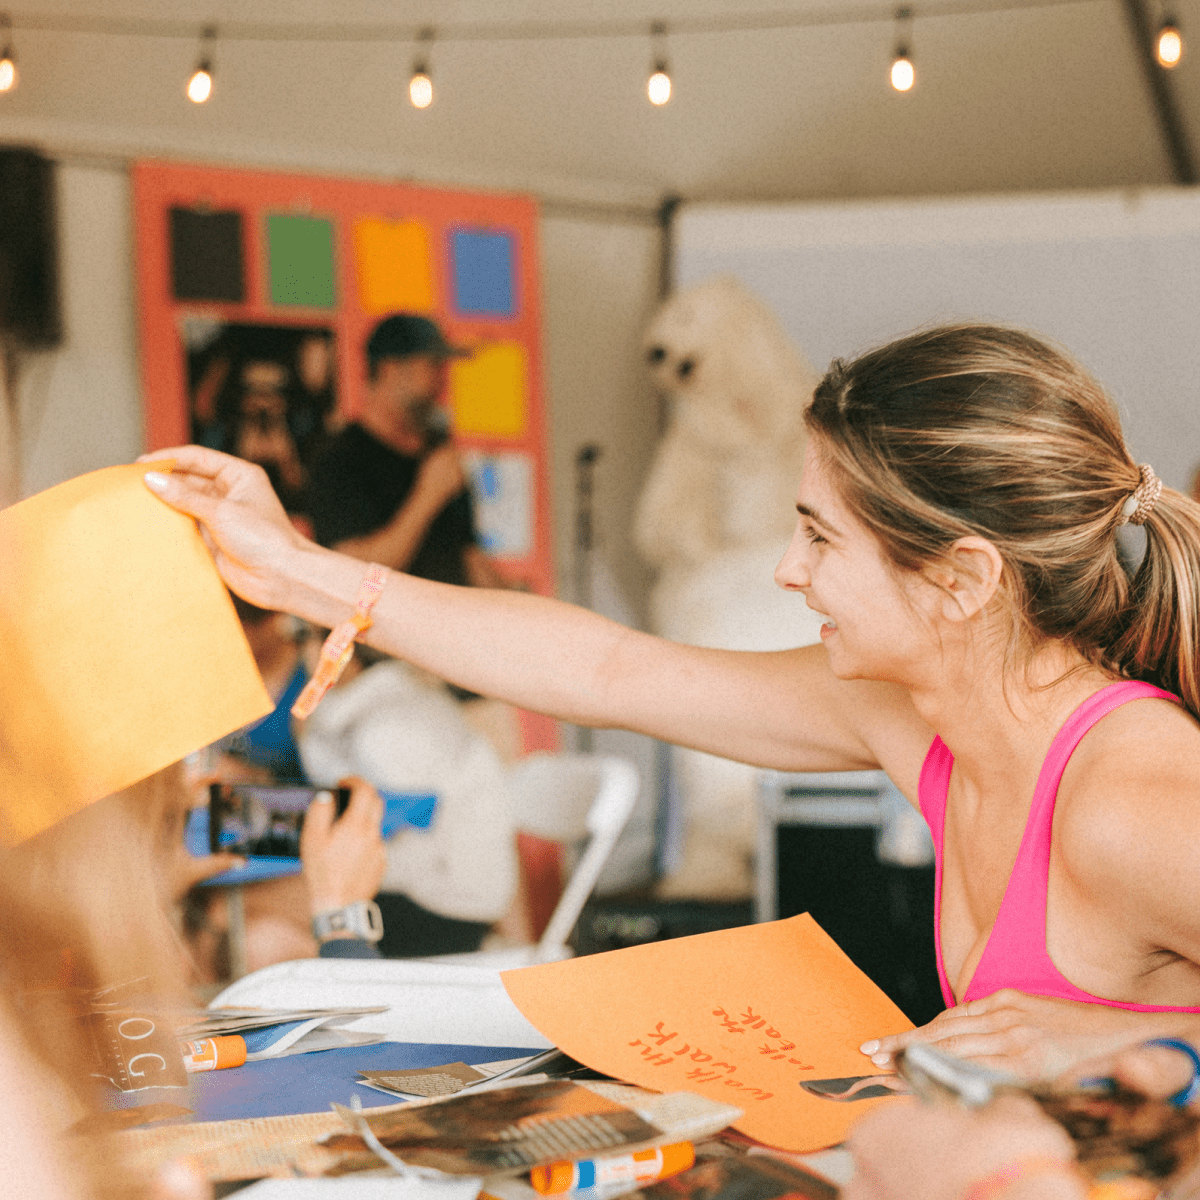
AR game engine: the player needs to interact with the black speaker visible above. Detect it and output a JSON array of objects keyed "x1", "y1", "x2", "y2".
[
  {"x1": 0, "y1": 146, "x2": 61, "y2": 348},
  {"x1": 775, "y1": 825, "x2": 943, "y2": 1025}
]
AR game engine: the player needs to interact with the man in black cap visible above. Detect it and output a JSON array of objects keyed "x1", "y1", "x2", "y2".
[{"x1": 307, "y1": 314, "x2": 504, "y2": 589}]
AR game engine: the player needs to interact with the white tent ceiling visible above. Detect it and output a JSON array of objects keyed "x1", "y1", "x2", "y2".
[{"x1": 0, "y1": 0, "x2": 1194, "y2": 209}]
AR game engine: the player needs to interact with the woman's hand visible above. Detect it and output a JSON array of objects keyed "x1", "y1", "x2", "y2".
[
  {"x1": 141, "y1": 445, "x2": 307, "y2": 611},
  {"x1": 859, "y1": 990, "x2": 1151, "y2": 1079},
  {"x1": 843, "y1": 1094, "x2": 1083, "y2": 1200},
  {"x1": 300, "y1": 777, "x2": 387, "y2": 916}
]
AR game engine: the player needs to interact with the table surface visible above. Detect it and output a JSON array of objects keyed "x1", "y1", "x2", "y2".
[{"x1": 106, "y1": 1041, "x2": 544, "y2": 1122}]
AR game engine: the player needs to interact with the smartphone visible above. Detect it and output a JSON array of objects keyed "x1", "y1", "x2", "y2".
[{"x1": 208, "y1": 783, "x2": 351, "y2": 858}]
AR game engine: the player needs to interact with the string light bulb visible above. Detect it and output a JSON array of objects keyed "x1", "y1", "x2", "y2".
[
  {"x1": 409, "y1": 27, "x2": 434, "y2": 108},
  {"x1": 0, "y1": 15, "x2": 17, "y2": 94},
  {"x1": 186, "y1": 25, "x2": 215, "y2": 104},
  {"x1": 890, "y1": 7, "x2": 916, "y2": 91},
  {"x1": 1157, "y1": 16, "x2": 1184, "y2": 68},
  {"x1": 647, "y1": 22, "x2": 672, "y2": 105}
]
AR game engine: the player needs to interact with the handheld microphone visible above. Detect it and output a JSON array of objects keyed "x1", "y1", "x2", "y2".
[{"x1": 421, "y1": 406, "x2": 451, "y2": 451}]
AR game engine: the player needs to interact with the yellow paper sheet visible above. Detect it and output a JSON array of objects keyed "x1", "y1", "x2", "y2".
[
  {"x1": 0, "y1": 463, "x2": 272, "y2": 844},
  {"x1": 502, "y1": 914, "x2": 914, "y2": 1153},
  {"x1": 449, "y1": 341, "x2": 527, "y2": 438},
  {"x1": 354, "y1": 217, "x2": 436, "y2": 314}
]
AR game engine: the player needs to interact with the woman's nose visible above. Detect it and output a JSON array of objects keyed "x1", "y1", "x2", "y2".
[{"x1": 774, "y1": 529, "x2": 810, "y2": 591}]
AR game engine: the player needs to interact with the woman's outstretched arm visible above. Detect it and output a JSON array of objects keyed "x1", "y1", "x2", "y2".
[{"x1": 143, "y1": 447, "x2": 926, "y2": 779}]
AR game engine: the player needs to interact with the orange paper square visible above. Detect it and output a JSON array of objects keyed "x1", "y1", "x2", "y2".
[
  {"x1": 503, "y1": 914, "x2": 913, "y2": 1152},
  {"x1": 354, "y1": 218, "x2": 436, "y2": 315}
]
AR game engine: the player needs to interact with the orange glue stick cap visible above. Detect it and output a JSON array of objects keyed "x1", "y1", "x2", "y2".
[{"x1": 180, "y1": 1035, "x2": 247, "y2": 1072}]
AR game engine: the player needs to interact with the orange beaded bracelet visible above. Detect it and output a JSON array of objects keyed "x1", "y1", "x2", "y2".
[{"x1": 291, "y1": 563, "x2": 387, "y2": 719}]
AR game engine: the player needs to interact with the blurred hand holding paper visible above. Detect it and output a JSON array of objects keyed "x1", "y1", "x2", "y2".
[
  {"x1": 501, "y1": 914, "x2": 913, "y2": 1153},
  {"x1": 0, "y1": 462, "x2": 272, "y2": 843}
]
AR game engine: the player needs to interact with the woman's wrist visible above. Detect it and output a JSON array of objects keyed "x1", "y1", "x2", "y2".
[
  {"x1": 964, "y1": 1156, "x2": 1086, "y2": 1200},
  {"x1": 275, "y1": 544, "x2": 372, "y2": 631}
]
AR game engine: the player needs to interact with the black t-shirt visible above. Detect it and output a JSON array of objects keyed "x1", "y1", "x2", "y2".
[{"x1": 308, "y1": 423, "x2": 479, "y2": 588}]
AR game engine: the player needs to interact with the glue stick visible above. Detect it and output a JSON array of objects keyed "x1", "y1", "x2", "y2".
[
  {"x1": 180, "y1": 1035, "x2": 246, "y2": 1072},
  {"x1": 530, "y1": 1142, "x2": 694, "y2": 1194}
]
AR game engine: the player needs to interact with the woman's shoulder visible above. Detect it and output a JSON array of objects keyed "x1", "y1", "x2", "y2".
[{"x1": 1057, "y1": 693, "x2": 1200, "y2": 871}]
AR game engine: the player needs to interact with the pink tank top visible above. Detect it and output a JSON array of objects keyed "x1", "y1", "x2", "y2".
[{"x1": 919, "y1": 679, "x2": 1200, "y2": 1012}]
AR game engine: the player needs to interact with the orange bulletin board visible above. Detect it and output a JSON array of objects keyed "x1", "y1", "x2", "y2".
[{"x1": 132, "y1": 160, "x2": 557, "y2": 750}]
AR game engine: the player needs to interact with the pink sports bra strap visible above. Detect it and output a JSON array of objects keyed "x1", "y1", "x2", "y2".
[{"x1": 921, "y1": 680, "x2": 1195, "y2": 1011}]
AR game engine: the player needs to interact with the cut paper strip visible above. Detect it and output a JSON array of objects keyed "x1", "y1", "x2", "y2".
[
  {"x1": 267, "y1": 214, "x2": 336, "y2": 308},
  {"x1": 449, "y1": 341, "x2": 527, "y2": 438},
  {"x1": 464, "y1": 451, "x2": 533, "y2": 557},
  {"x1": 353, "y1": 218, "x2": 436, "y2": 314},
  {"x1": 0, "y1": 463, "x2": 272, "y2": 845},
  {"x1": 451, "y1": 228, "x2": 517, "y2": 316},
  {"x1": 502, "y1": 914, "x2": 913, "y2": 1153}
]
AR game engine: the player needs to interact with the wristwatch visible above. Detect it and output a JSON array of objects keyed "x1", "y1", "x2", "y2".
[{"x1": 311, "y1": 899, "x2": 384, "y2": 943}]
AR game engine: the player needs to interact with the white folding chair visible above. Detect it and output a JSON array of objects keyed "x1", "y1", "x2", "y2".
[{"x1": 426, "y1": 752, "x2": 640, "y2": 969}]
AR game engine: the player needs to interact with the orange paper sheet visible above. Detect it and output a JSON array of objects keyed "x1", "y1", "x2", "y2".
[
  {"x1": 502, "y1": 914, "x2": 914, "y2": 1152},
  {"x1": 0, "y1": 463, "x2": 272, "y2": 844}
]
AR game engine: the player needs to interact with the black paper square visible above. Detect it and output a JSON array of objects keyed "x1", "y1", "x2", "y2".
[{"x1": 170, "y1": 207, "x2": 245, "y2": 303}]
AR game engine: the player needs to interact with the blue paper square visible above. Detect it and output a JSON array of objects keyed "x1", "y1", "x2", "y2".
[{"x1": 451, "y1": 228, "x2": 517, "y2": 316}]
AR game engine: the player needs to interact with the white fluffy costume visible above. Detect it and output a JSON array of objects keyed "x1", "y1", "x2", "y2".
[
  {"x1": 636, "y1": 276, "x2": 827, "y2": 898},
  {"x1": 298, "y1": 660, "x2": 517, "y2": 923}
]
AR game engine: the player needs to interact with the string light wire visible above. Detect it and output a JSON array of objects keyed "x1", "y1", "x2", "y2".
[
  {"x1": 0, "y1": 1, "x2": 1114, "y2": 45},
  {"x1": 0, "y1": 0, "x2": 1139, "y2": 104}
]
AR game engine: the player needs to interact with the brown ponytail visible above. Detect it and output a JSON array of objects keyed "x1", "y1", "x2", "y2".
[
  {"x1": 1114, "y1": 487, "x2": 1200, "y2": 718},
  {"x1": 804, "y1": 323, "x2": 1200, "y2": 720}
]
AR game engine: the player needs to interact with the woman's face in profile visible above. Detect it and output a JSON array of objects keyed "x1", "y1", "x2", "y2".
[{"x1": 775, "y1": 441, "x2": 946, "y2": 686}]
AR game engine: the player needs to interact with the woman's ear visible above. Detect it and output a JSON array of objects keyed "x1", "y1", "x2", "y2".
[{"x1": 924, "y1": 536, "x2": 1004, "y2": 622}]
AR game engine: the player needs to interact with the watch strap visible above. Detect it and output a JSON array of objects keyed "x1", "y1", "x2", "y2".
[{"x1": 311, "y1": 899, "x2": 384, "y2": 943}]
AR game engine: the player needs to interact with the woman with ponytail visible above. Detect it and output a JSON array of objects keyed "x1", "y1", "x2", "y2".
[{"x1": 142, "y1": 322, "x2": 1200, "y2": 1079}]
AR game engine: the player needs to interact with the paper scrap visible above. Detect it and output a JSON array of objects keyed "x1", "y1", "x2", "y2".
[
  {"x1": 115, "y1": 1108, "x2": 348, "y2": 1181},
  {"x1": 358, "y1": 1062, "x2": 487, "y2": 1097},
  {"x1": 0, "y1": 463, "x2": 272, "y2": 844},
  {"x1": 501, "y1": 914, "x2": 914, "y2": 1153},
  {"x1": 323, "y1": 1079, "x2": 660, "y2": 1177}
]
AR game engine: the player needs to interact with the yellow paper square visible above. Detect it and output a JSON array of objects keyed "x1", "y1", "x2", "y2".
[
  {"x1": 0, "y1": 463, "x2": 272, "y2": 845},
  {"x1": 449, "y1": 341, "x2": 527, "y2": 438},
  {"x1": 353, "y1": 218, "x2": 436, "y2": 315}
]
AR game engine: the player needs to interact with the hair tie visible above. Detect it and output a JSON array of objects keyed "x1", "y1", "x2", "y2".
[{"x1": 1120, "y1": 463, "x2": 1162, "y2": 526}]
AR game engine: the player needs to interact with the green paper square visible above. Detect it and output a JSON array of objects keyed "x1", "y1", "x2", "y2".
[{"x1": 267, "y1": 214, "x2": 335, "y2": 308}]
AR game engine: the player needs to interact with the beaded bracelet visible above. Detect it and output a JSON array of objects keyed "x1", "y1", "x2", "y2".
[
  {"x1": 1143, "y1": 1037, "x2": 1200, "y2": 1107},
  {"x1": 963, "y1": 1156, "x2": 1081, "y2": 1200},
  {"x1": 291, "y1": 563, "x2": 387, "y2": 719}
]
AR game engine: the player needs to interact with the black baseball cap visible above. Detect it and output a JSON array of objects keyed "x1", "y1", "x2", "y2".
[{"x1": 365, "y1": 314, "x2": 469, "y2": 365}]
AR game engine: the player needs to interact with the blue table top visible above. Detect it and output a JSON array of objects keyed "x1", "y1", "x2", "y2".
[{"x1": 107, "y1": 1042, "x2": 544, "y2": 1123}]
